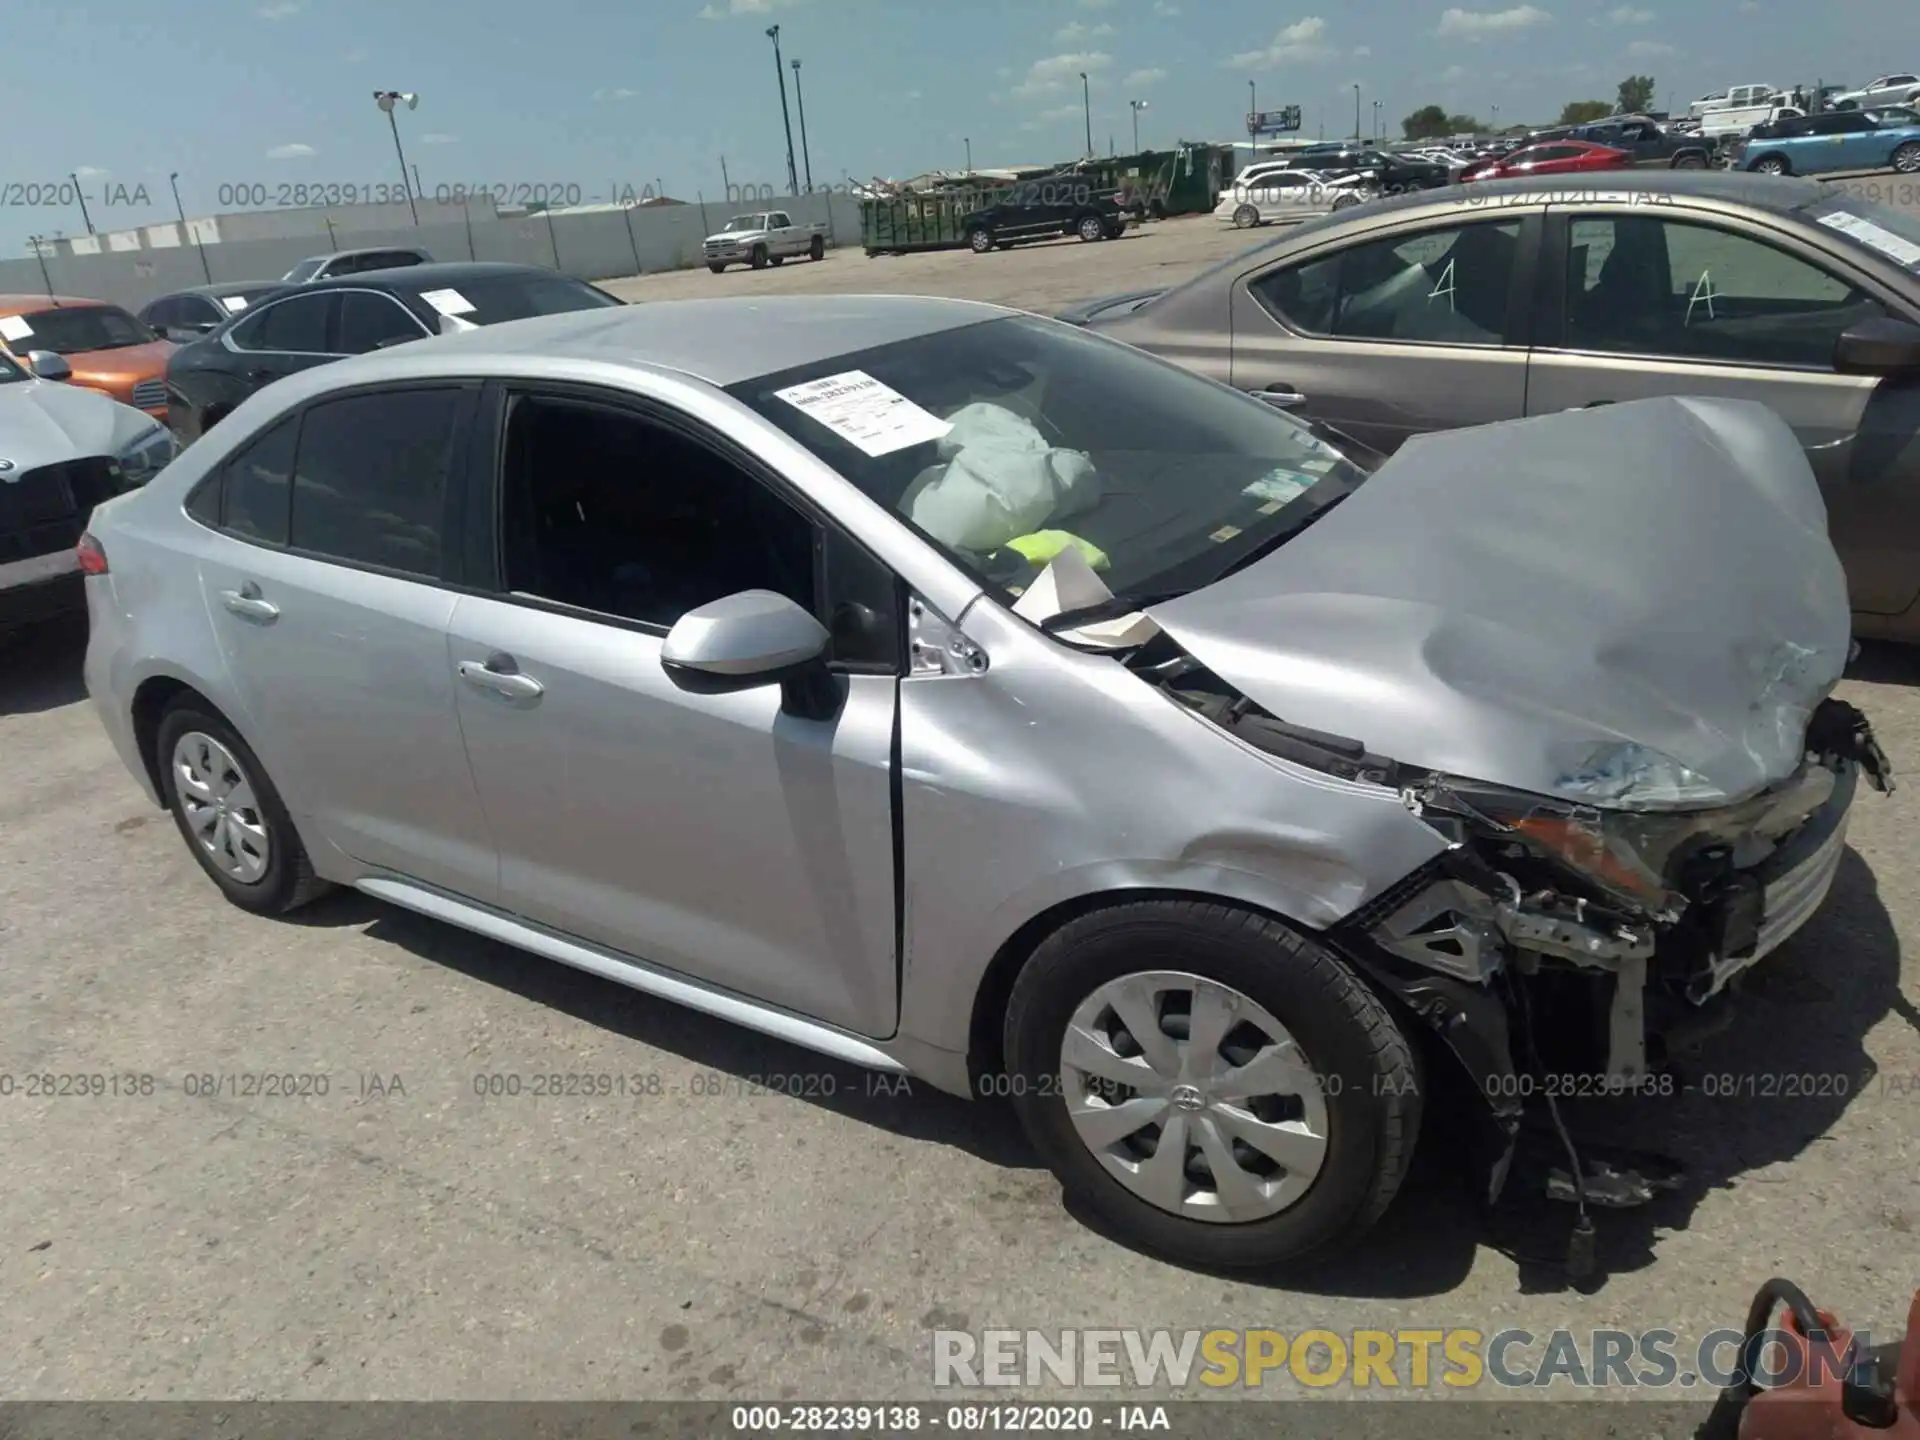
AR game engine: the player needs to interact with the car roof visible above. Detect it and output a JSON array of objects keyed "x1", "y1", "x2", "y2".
[
  {"x1": 341, "y1": 294, "x2": 1013, "y2": 387},
  {"x1": 296, "y1": 261, "x2": 570, "y2": 292},
  {"x1": 149, "y1": 281, "x2": 289, "y2": 301},
  {"x1": 0, "y1": 294, "x2": 119, "y2": 315},
  {"x1": 294, "y1": 246, "x2": 430, "y2": 263}
]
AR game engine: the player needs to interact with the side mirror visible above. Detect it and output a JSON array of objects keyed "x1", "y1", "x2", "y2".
[
  {"x1": 25, "y1": 350, "x2": 71, "y2": 381},
  {"x1": 1834, "y1": 316, "x2": 1920, "y2": 376},
  {"x1": 661, "y1": 589, "x2": 840, "y2": 720}
]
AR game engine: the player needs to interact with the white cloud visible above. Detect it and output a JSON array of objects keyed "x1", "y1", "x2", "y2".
[
  {"x1": 1008, "y1": 51, "x2": 1112, "y2": 100},
  {"x1": 697, "y1": 0, "x2": 796, "y2": 17},
  {"x1": 1153, "y1": 0, "x2": 1181, "y2": 11},
  {"x1": 1080, "y1": 0, "x2": 1117, "y2": 8},
  {"x1": 1056, "y1": 20, "x2": 1113, "y2": 42},
  {"x1": 1439, "y1": 63, "x2": 1470, "y2": 81},
  {"x1": 1625, "y1": 37, "x2": 1674, "y2": 55},
  {"x1": 418, "y1": 133, "x2": 458, "y2": 144},
  {"x1": 1437, "y1": 5, "x2": 1551, "y2": 36},
  {"x1": 593, "y1": 86, "x2": 640, "y2": 100},
  {"x1": 75, "y1": 165, "x2": 110, "y2": 179},
  {"x1": 1225, "y1": 17, "x2": 1335, "y2": 68},
  {"x1": 256, "y1": 0, "x2": 301, "y2": 17},
  {"x1": 1124, "y1": 67, "x2": 1167, "y2": 87},
  {"x1": 266, "y1": 143, "x2": 316, "y2": 159},
  {"x1": 1596, "y1": 4, "x2": 1652, "y2": 20},
  {"x1": 1353, "y1": 44, "x2": 1372, "y2": 56}
]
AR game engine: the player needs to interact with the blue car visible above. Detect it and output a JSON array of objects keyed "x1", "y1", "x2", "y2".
[{"x1": 1736, "y1": 107, "x2": 1920, "y2": 176}]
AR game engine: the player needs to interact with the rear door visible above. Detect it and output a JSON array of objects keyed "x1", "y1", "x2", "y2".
[
  {"x1": 1527, "y1": 202, "x2": 1920, "y2": 617},
  {"x1": 220, "y1": 291, "x2": 342, "y2": 397},
  {"x1": 1227, "y1": 208, "x2": 1542, "y2": 453}
]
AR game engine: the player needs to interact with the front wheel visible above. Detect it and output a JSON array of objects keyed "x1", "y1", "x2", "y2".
[
  {"x1": 966, "y1": 226, "x2": 994, "y2": 254},
  {"x1": 1232, "y1": 202, "x2": 1261, "y2": 229},
  {"x1": 1003, "y1": 901, "x2": 1422, "y2": 1269},
  {"x1": 750, "y1": 244, "x2": 769, "y2": 270},
  {"x1": 1753, "y1": 154, "x2": 1790, "y2": 176},
  {"x1": 1892, "y1": 141, "x2": 1920, "y2": 174},
  {"x1": 1077, "y1": 214, "x2": 1107, "y2": 242},
  {"x1": 1671, "y1": 151, "x2": 1708, "y2": 169},
  {"x1": 1331, "y1": 192, "x2": 1361, "y2": 211},
  {"x1": 808, "y1": 233, "x2": 825, "y2": 261},
  {"x1": 707, "y1": 262, "x2": 726, "y2": 274}
]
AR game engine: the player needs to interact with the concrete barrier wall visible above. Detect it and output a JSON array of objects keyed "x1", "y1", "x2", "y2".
[{"x1": 0, "y1": 191, "x2": 862, "y2": 310}]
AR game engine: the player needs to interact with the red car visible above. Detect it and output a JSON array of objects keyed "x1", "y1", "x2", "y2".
[{"x1": 1459, "y1": 140, "x2": 1633, "y2": 181}]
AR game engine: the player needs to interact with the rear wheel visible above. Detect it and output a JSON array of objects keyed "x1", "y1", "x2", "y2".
[
  {"x1": 1232, "y1": 203, "x2": 1260, "y2": 229},
  {"x1": 1753, "y1": 153, "x2": 1791, "y2": 176},
  {"x1": 1893, "y1": 141, "x2": 1920, "y2": 174},
  {"x1": 1671, "y1": 151, "x2": 1708, "y2": 169},
  {"x1": 967, "y1": 226, "x2": 994, "y2": 254},
  {"x1": 1331, "y1": 192, "x2": 1361, "y2": 211},
  {"x1": 808, "y1": 233, "x2": 825, "y2": 261},
  {"x1": 750, "y1": 244, "x2": 769, "y2": 269},
  {"x1": 768, "y1": 254, "x2": 784, "y2": 266},
  {"x1": 1077, "y1": 213, "x2": 1107, "y2": 242},
  {"x1": 707, "y1": 262, "x2": 726, "y2": 274},
  {"x1": 155, "y1": 702, "x2": 326, "y2": 916},
  {"x1": 1003, "y1": 901, "x2": 1422, "y2": 1269}
]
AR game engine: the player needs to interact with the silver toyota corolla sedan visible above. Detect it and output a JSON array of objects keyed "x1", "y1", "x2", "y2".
[{"x1": 81, "y1": 296, "x2": 1891, "y2": 1269}]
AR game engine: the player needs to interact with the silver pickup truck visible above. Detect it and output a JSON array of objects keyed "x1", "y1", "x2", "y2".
[{"x1": 702, "y1": 211, "x2": 829, "y2": 272}]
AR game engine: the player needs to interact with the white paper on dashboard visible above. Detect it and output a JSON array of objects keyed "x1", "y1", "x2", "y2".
[
  {"x1": 773, "y1": 369, "x2": 952, "y2": 457},
  {"x1": 418, "y1": 287, "x2": 477, "y2": 317},
  {"x1": 221, "y1": 295, "x2": 249, "y2": 312},
  {"x1": 1008, "y1": 545, "x2": 1160, "y2": 647},
  {"x1": 1817, "y1": 212, "x2": 1920, "y2": 268},
  {"x1": 0, "y1": 315, "x2": 35, "y2": 341}
]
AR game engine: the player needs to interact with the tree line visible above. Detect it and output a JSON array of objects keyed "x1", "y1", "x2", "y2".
[{"x1": 1400, "y1": 76, "x2": 1657, "y2": 139}]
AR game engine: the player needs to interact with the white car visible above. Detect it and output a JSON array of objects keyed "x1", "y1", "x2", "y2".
[
  {"x1": 1214, "y1": 169, "x2": 1375, "y2": 228},
  {"x1": 0, "y1": 350, "x2": 175, "y2": 632},
  {"x1": 1832, "y1": 74, "x2": 1920, "y2": 110}
]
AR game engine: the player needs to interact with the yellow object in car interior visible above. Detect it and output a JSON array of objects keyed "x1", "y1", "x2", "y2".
[{"x1": 1005, "y1": 530, "x2": 1111, "y2": 571}]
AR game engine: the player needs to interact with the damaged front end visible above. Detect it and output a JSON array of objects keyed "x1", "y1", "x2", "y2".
[{"x1": 1139, "y1": 640, "x2": 1893, "y2": 1215}]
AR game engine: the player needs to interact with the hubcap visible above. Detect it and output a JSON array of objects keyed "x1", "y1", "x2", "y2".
[
  {"x1": 1058, "y1": 971, "x2": 1330, "y2": 1224},
  {"x1": 172, "y1": 731, "x2": 272, "y2": 884}
]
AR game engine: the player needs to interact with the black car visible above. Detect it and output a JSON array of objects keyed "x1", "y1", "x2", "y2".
[
  {"x1": 137, "y1": 282, "x2": 292, "y2": 343},
  {"x1": 163, "y1": 262, "x2": 624, "y2": 444},
  {"x1": 959, "y1": 173, "x2": 1129, "y2": 254},
  {"x1": 1300, "y1": 148, "x2": 1454, "y2": 191}
]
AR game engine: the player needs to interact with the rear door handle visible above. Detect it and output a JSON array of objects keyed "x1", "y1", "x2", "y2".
[
  {"x1": 218, "y1": 583, "x2": 279, "y2": 622},
  {"x1": 1256, "y1": 384, "x2": 1308, "y2": 408},
  {"x1": 457, "y1": 654, "x2": 545, "y2": 701}
]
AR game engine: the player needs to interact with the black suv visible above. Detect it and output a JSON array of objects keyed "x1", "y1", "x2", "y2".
[
  {"x1": 961, "y1": 174, "x2": 1129, "y2": 254},
  {"x1": 1301, "y1": 148, "x2": 1454, "y2": 191}
]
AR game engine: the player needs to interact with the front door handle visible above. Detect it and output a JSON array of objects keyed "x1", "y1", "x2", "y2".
[
  {"x1": 245, "y1": 369, "x2": 277, "y2": 385},
  {"x1": 1256, "y1": 383, "x2": 1307, "y2": 408},
  {"x1": 457, "y1": 654, "x2": 545, "y2": 701},
  {"x1": 218, "y1": 583, "x2": 279, "y2": 622}
]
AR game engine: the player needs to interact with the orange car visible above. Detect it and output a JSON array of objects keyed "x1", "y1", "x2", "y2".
[{"x1": 0, "y1": 294, "x2": 174, "y2": 421}]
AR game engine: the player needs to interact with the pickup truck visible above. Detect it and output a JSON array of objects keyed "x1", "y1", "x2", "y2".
[
  {"x1": 1566, "y1": 116, "x2": 1717, "y2": 167},
  {"x1": 701, "y1": 212, "x2": 829, "y2": 273}
]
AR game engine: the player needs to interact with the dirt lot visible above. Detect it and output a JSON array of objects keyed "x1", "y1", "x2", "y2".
[{"x1": 2, "y1": 202, "x2": 1918, "y2": 1421}]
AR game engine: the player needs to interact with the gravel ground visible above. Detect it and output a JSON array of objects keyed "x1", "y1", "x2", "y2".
[{"x1": 2, "y1": 190, "x2": 1917, "y2": 1428}]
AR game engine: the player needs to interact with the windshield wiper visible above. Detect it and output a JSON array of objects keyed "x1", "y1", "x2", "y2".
[
  {"x1": 1038, "y1": 590, "x2": 1186, "y2": 634},
  {"x1": 1214, "y1": 488, "x2": 1353, "y2": 582}
]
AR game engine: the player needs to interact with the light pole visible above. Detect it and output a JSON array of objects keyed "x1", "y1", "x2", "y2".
[
  {"x1": 964, "y1": 136, "x2": 972, "y2": 173},
  {"x1": 766, "y1": 26, "x2": 799, "y2": 197},
  {"x1": 790, "y1": 58, "x2": 814, "y2": 192},
  {"x1": 1129, "y1": 98, "x2": 1149, "y2": 152},
  {"x1": 1352, "y1": 83, "x2": 1361, "y2": 141},
  {"x1": 69, "y1": 172, "x2": 95, "y2": 234},
  {"x1": 373, "y1": 91, "x2": 420, "y2": 225},
  {"x1": 1372, "y1": 99, "x2": 1381, "y2": 140},
  {"x1": 1490, "y1": 103, "x2": 1501, "y2": 133},
  {"x1": 169, "y1": 172, "x2": 212, "y2": 283},
  {"x1": 1080, "y1": 72, "x2": 1093, "y2": 158},
  {"x1": 1248, "y1": 79, "x2": 1256, "y2": 138}
]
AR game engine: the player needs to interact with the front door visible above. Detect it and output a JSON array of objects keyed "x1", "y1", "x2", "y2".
[
  {"x1": 220, "y1": 291, "x2": 342, "y2": 399},
  {"x1": 1527, "y1": 205, "x2": 1920, "y2": 617},
  {"x1": 444, "y1": 387, "x2": 902, "y2": 1037},
  {"x1": 1228, "y1": 213, "x2": 1538, "y2": 453}
]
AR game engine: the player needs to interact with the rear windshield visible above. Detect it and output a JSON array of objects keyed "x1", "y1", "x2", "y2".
[
  {"x1": 1, "y1": 304, "x2": 153, "y2": 353},
  {"x1": 409, "y1": 273, "x2": 624, "y2": 325}
]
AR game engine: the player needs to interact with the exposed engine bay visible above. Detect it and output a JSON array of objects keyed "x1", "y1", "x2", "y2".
[{"x1": 1126, "y1": 633, "x2": 1894, "y2": 1226}]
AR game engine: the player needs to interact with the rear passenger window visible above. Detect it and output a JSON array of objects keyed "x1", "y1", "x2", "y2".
[
  {"x1": 288, "y1": 388, "x2": 462, "y2": 578},
  {"x1": 221, "y1": 417, "x2": 297, "y2": 545}
]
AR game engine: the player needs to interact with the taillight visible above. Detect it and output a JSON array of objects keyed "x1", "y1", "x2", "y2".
[{"x1": 77, "y1": 533, "x2": 109, "y2": 576}]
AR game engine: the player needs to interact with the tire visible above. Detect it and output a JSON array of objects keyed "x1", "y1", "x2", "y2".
[
  {"x1": 768, "y1": 254, "x2": 784, "y2": 267},
  {"x1": 1103, "y1": 218, "x2": 1127, "y2": 239},
  {"x1": 1331, "y1": 192, "x2": 1360, "y2": 211},
  {"x1": 966, "y1": 226, "x2": 994, "y2": 254},
  {"x1": 1077, "y1": 214, "x2": 1107, "y2": 243},
  {"x1": 1754, "y1": 154, "x2": 1791, "y2": 176},
  {"x1": 1671, "y1": 151, "x2": 1708, "y2": 169},
  {"x1": 808, "y1": 233, "x2": 825, "y2": 261},
  {"x1": 1232, "y1": 203, "x2": 1261, "y2": 229},
  {"x1": 1893, "y1": 141, "x2": 1920, "y2": 175},
  {"x1": 1003, "y1": 900, "x2": 1422, "y2": 1270},
  {"x1": 1148, "y1": 198, "x2": 1167, "y2": 220},
  {"x1": 707, "y1": 262, "x2": 726, "y2": 274},
  {"x1": 750, "y1": 244, "x2": 769, "y2": 270},
  {"x1": 154, "y1": 700, "x2": 326, "y2": 916}
]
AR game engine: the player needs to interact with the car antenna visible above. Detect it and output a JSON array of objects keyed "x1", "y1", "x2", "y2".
[{"x1": 29, "y1": 236, "x2": 56, "y2": 304}]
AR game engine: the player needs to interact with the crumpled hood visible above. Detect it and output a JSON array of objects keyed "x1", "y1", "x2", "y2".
[
  {"x1": 1147, "y1": 396, "x2": 1852, "y2": 810},
  {"x1": 0, "y1": 380, "x2": 155, "y2": 470}
]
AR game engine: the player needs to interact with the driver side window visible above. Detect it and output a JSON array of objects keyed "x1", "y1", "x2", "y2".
[{"x1": 1251, "y1": 220, "x2": 1522, "y2": 345}]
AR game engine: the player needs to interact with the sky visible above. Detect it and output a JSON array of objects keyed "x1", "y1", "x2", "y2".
[{"x1": 3, "y1": 0, "x2": 1900, "y2": 252}]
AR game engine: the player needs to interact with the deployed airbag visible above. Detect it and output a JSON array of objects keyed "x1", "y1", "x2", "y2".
[{"x1": 903, "y1": 402, "x2": 1102, "y2": 552}]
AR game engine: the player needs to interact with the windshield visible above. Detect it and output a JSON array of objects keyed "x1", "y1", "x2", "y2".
[
  {"x1": 421, "y1": 274, "x2": 624, "y2": 324},
  {"x1": 1868, "y1": 107, "x2": 1920, "y2": 126},
  {"x1": 721, "y1": 216, "x2": 765, "y2": 233},
  {"x1": 0, "y1": 351, "x2": 27, "y2": 383},
  {"x1": 728, "y1": 315, "x2": 1366, "y2": 611},
  {"x1": 1806, "y1": 192, "x2": 1920, "y2": 271},
  {"x1": 1, "y1": 304, "x2": 154, "y2": 354},
  {"x1": 283, "y1": 259, "x2": 324, "y2": 282}
]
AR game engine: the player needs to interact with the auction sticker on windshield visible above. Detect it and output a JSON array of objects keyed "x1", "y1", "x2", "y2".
[
  {"x1": 0, "y1": 315, "x2": 34, "y2": 342},
  {"x1": 221, "y1": 296, "x2": 250, "y2": 313},
  {"x1": 418, "y1": 288, "x2": 477, "y2": 317},
  {"x1": 1817, "y1": 212, "x2": 1920, "y2": 268},
  {"x1": 774, "y1": 370, "x2": 952, "y2": 457}
]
